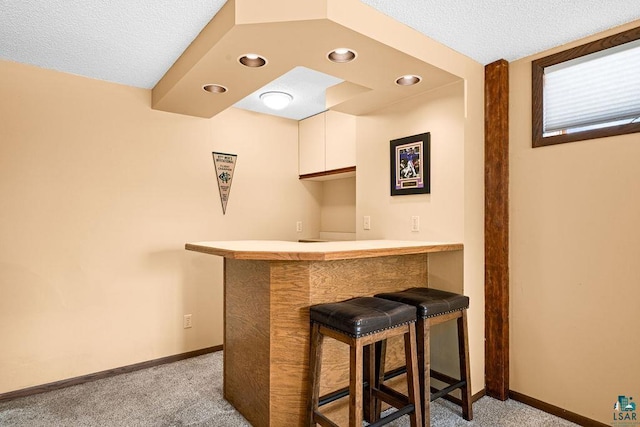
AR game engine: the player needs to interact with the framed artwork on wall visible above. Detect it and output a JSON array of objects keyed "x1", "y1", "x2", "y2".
[{"x1": 390, "y1": 132, "x2": 430, "y2": 196}]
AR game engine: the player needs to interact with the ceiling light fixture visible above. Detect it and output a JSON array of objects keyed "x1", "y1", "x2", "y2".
[
  {"x1": 260, "y1": 91, "x2": 293, "y2": 110},
  {"x1": 328, "y1": 48, "x2": 357, "y2": 63},
  {"x1": 395, "y1": 75, "x2": 422, "y2": 86},
  {"x1": 203, "y1": 84, "x2": 227, "y2": 93},
  {"x1": 239, "y1": 54, "x2": 267, "y2": 68}
]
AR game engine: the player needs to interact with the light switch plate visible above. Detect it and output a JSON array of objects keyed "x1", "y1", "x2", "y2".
[{"x1": 411, "y1": 216, "x2": 420, "y2": 232}]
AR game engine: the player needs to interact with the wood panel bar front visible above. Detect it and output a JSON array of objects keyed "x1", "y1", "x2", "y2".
[{"x1": 187, "y1": 240, "x2": 463, "y2": 427}]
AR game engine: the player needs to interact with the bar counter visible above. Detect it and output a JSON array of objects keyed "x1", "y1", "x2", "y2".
[{"x1": 186, "y1": 240, "x2": 463, "y2": 427}]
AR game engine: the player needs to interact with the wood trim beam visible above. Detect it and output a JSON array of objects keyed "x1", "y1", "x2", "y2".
[
  {"x1": 0, "y1": 346, "x2": 222, "y2": 403},
  {"x1": 510, "y1": 391, "x2": 609, "y2": 427},
  {"x1": 299, "y1": 166, "x2": 356, "y2": 181},
  {"x1": 484, "y1": 58, "x2": 510, "y2": 400}
]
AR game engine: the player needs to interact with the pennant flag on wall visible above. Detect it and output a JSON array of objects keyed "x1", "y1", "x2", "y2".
[{"x1": 212, "y1": 152, "x2": 237, "y2": 214}]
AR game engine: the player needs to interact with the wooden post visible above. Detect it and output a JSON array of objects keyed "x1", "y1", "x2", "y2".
[{"x1": 484, "y1": 59, "x2": 510, "y2": 400}]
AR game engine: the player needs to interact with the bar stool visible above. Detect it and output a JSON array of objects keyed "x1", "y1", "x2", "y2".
[
  {"x1": 375, "y1": 288, "x2": 472, "y2": 425},
  {"x1": 308, "y1": 296, "x2": 422, "y2": 427}
]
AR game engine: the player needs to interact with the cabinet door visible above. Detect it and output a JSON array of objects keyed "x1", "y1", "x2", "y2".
[
  {"x1": 298, "y1": 113, "x2": 325, "y2": 175},
  {"x1": 325, "y1": 111, "x2": 356, "y2": 171}
]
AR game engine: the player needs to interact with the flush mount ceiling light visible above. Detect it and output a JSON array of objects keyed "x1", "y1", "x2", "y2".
[
  {"x1": 260, "y1": 91, "x2": 293, "y2": 110},
  {"x1": 327, "y1": 48, "x2": 357, "y2": 63},
  {"x1": 395, "y1": 75, "x2": 422, "y2": 86},
  {"x1": 239, "y1": 54, "x2": 267, "y2": 68},
  {"x1": 203, "y1": 84, "x2": 227, "y2": 93}
]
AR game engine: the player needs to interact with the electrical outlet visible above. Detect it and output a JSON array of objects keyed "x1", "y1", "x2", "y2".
[
  {"x1": 411, "y1": 216, "x2": 420, "y2": 232},
  {"x1": 183, "y1": 314, "x2": 193, "y2": 329},
  {"x1": 363, "y1": 216, "x2": 371, "y2": 230},
  {"x1": 296, "y1": 221, "x2": 303, "y2": 232}
]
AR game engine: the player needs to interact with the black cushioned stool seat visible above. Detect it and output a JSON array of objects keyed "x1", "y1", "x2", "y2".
[
  {"x1": 375, "y1": 288, "x2": 469, "y2": 318},
  {"x1": 309, "y1": 296, "x2": 417, "y2": 337},
  {"x1": 308, "y1": 297, "x2": 422, "y2": 427},
  {"x1": 375, "y1": 288, "x2": 472, "y2": 426}
]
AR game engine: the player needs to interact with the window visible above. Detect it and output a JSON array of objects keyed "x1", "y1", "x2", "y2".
[{"x1": 532, "y1": 26, "x2": 640, "y2": 147}]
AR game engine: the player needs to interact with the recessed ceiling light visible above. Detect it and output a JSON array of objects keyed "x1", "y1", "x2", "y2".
[
  {"x1": 239, "y1": 54, "x2": 267, "y2": 68},
  {"x1": 395, "y1": 75, "x2": 422, "y2": 86},
  {"x1": 328, "y1": 48, "x2": 357, "y2": 63},
  {"x1": 203, "y1": 84, "x2": 227, "y2": 93},
  {"x1": 260, "y1": 91, "x2": 293, "y2": 110}
]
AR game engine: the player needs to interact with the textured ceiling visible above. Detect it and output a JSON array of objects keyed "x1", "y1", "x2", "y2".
[
  {"x1": 361, "y1": 0, "x2": 640, "y2": 64},
  {"x1": 0, "y1": 0, "x2": 226, "y2": 89},
  {"x1": 1, "y1": 0, "x2": 639, "y2": 118}
]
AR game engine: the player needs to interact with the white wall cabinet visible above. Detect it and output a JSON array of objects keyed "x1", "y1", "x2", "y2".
[
  {"x1": 298, "y1": 112, "x2": 325, "y2": 175},
  {"x1": 299, "y1": 110, "x2": 356, "y2": 177}
]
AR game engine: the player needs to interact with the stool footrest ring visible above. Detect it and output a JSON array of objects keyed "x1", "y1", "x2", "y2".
[
  {"x1": 312, "y1": 410, "x2": 339, "y2": 427},
  {"x1": 368, "y1": 404, "x2": 415, "y2": 427},
  {"x1": 431, "y1": 380, "x2": 467, "y2": 402},
  {"x1": 375, "y1": 384, "x2": 411, "y2": 410}
]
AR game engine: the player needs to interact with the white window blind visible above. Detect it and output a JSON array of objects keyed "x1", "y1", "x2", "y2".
[{"x1": 543, "y1": 39, "x2": 640, "y2": 135}]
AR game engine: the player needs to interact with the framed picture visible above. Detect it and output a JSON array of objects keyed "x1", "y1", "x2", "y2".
[{"x1": 390, "y1": 132, "x2": 430, "y2": 196}]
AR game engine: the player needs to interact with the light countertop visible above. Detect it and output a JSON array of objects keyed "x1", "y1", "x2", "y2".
[{"x1": 185, "y1": 239, "x2": 463, "y2": 261}]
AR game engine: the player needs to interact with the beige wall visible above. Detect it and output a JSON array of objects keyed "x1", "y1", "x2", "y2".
[
  {"x1": 0, "y1": 60, "x2": 321, "y2": 394},
  {"x1": 8, "y1": 7, "x2": 634, "y2": 422},
  {"x1": 509, "y1": 20, "x2": 640, "y2": 423},
  {"x1": 356, "y1": 83, "x2": 465, "y2": 241},
  {"x1": 0, "y1": 19, "x2": 486, "y2": 399},
  {"x1": 319, "y1": 177, "x2": 356, "y2": 234},
  {"x1": 355, "y1": 81, "x2": 485, "y2": 395}
]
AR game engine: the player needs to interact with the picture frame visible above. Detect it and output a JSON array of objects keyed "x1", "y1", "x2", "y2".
[{"x1": 390, "y1": 132, "x2": 430, "y2": 196}]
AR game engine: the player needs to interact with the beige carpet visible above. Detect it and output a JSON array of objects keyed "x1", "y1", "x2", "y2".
[{"x1": 0, "y1": 351, "x2": 578, "y2": 426}]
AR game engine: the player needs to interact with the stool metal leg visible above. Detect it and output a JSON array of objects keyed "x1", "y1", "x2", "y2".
[
  {"x1": 405, "y1": 324, "x2": 423, "y2": 427},
  {"x1": 419, "y1": 318, "x2": 431, "y2": 427},
  {"x1": 458, "y1": 310, "x2": 473, "y2": 420},
  {"x1": 372, "y1": 340, "x2": 386, "y2": 423},
  {"x1": 308, "y1": 322, "x2": 324, "y2": 426},
  {"x1": 426, "y1": 310, "x2": 473, "y2": 423},
  {"x1": 372, "y1": 325, "x2": 423, "y2": 427},
  {"x1": 349, "y1": 340, "x2": 364, "y2": 427},
  {"x1": 363, "y1": 343, "x2": 379, "y2": 423}
]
